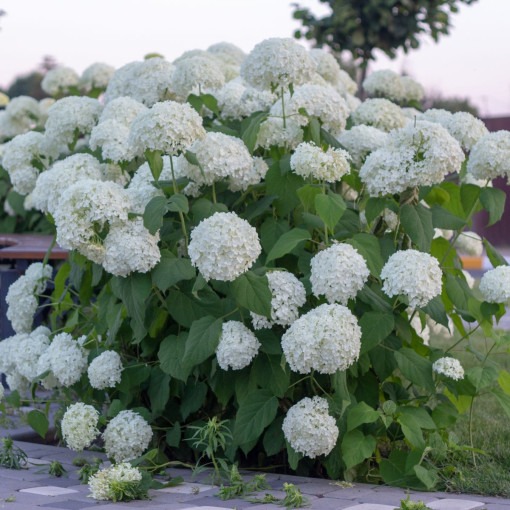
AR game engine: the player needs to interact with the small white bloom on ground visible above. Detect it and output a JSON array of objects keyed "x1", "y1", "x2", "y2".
[{"x1": 89, "y1": 462, "x2": 143, "y2": 501}]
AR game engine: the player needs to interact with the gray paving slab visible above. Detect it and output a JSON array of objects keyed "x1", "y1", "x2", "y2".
[
  {"x1": 341, "y1": 504, "x2": 397, "y2": 510},
  {"x1": 327, "y1": 486, "x2": 380, "y2": 500},
  {"x1": 357, "y1": 491, "x2": 440, "y2": 505},
  {"x1": 297, "y1": 480, "x2": 349, "y2": 496},
  {"x1": 427, "y1": 499, "x2": 485, "y2": 509},
  {"x1": 484, "y1": 505, "x2": 510, "y2": 510}
]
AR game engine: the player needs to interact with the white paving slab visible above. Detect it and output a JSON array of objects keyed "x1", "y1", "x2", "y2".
[
  {"x1": 19, "y1": 485, "x2": 80, "y2": 496},
  {"x1": 428, "y1": 499, "x2": 485, "y2": 510},
  {"x1": 344, "y1": 504, "x2": 397, "y2": 510}
]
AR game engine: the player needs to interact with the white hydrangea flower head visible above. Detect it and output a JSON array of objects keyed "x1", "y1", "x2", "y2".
[
  {"x1": 290, "y1": 142, "x2": 351, "y2": 182},
  {"x1": 99, "y1": 96, "x2": 147, "y2": 125},
  {"x1": 5, "y1": 96, "x2": 42, "y2": 124},
  {"x1": 256, "y1": 116, "x2": 303, "y2": 150},
  {"x1": 402, "y1": 107, "x2": 422, "y2": 121},
  {"x1": 410, "y1": 315, "x2": 430, "y2": 346},
  {"x1": 6, "y1": 263, "x2": 52, "y2": 334},
  {"x1": 419, "y1": 108, "x2": 452, "y2": 125},
  {"x1": 38, "y1": 97, "x2": 56, "y2": 120},
  {"x1": 0, "y1": 334, "x2": 23, "y2": 375},
  {"x1": 381, "y1": 250, "x2": 442, "y2": 308},
  {"x1": 282, "y1": 303, "x2": 361, "y2": 374},
  {"x1": 1, "y1": 132, "x2": 58, "y2": 195},
  {"x1": 270, "y1": 84, "x2": 349, "y2": 136},
  {"x1": 45, "y1": 97, "x2": 103, "y2": 148},
  {"x1": 337, "y1": 125, "x2": 388, "y2": 167},
  {"x1": 31, "y1": 153, "x2": 103, "y2": 215},
  {"x1": 207, "y1": 42, "x2": 246, "y2": 66},
  {"x1": 89, "y1": 463, "x2": 142, "y2": 501},
  {"x1": 88, "y1": 351, "x2": 123, "y2": 389},
  {"x1": 103, "y1": 218, "x2": 161, "y2": 277},
  {"x1": 479, "y1": 266, "x2": 510, "y2": 303},
  {"x1": 0, "y1": 111, "x2": 28, "y2": 142},
  {"x1": 170, "y1": 56, "x2": 225, "y2": 98},
  {"x1": 401, "y1": 76, "x2": 425, "y2": 101},
  {"x1": 90, "y1": 120, "x2": 140, "y2": 163},
  {"x1": 433, "y1": 357, "x2": 464, "y2": 380},
  {"x1": 36, "y1": 348, "x2": 60, "y2": 390},
  {"x1": 444, "y1": 112, "x2": 489, "y2": 152},
  {"x1": 54, "y1": 178, "x2": 131, "y2": 264},
  {"x1": 282, "y1": 396, "x2": 339, "y2": 458},
  {"x1": 310, "y1": 244, "x2": 369, "y2": 305},
  {"x1": 61, "y1": 403, "x2": 100, "y2": 451},
  {"x1": 179, "y1": 131, "x2": 252, "y2": 186},
  {"x1": 101, "y1": 163, "x2": 131, "y2": 187},
  {"x1": 344, "y1": 92, "x2": 362, "y2": 113},
  {"x1": 461, "y1": 172, "x2": 492, "y2": 188},
  {"x1": 383, "y1": 208, "x2": 399, "y2": 230},
  {"x1": 41, "y1": 67, "x2": 79, "y2": 96},
  {"x1": 352, "y1": 98, "x2": 407, "y2": 132},
  {"x1": 229, "y1": 156, "x2": 269, "y2": 192},
  {"x1": 360, "y1": 121, "x2": 465, "y2": 196},
  {"x1": 241, "y1": 37, "x2": 316, "y2": 91},
  {"x1": 215, "y1": 80, "x2": 246, "y2": 120},
  {"x1": 363, "y1": 70, "x2": 404, "y2": 102},
  {"x1": 173, "y1": 48, "x2": 218, "y2": 64},
  {"x1": 189, "y1": 212, "x2": 261, "y2": 282},
  {"x1": 337, "y1": 69, "x2": 357, "y2": 95},
  {"x1": 309, "y1": 49, "x2": 341, "y2": 84},
  {"x1": 126, "y1": 161, "x2": 164, "y2": 214},
  {"x1": 216, "y1": 321, "x2": 261, "y2": 370},
  {"x1": 129, "y1": 100, "x2": 205, "y2": 156},
  {"x1": 46, "y1": 333, "x2": 88, "y2": 386},
  {"x1": 6, "y1": 371, "x2": 31, "y2": 394},
  {"x1": 103, "y1": 61, "x2": 142, "y2": 103},
  {"x1": 466, "y1": 131, "x2": 510, "y2": 181},
  {"x1": 250, "y1": 270, "x2": 306, "y2": 329},
  {"x1": 456, "y1": 231, "x2": 483, "y2": 257},
  {"x1": 103, "y1": 410, "x2": 153, "y2": 462},
  {"x1": 11, "y1": 326, "x2": 51, "y2": 380},
  {"x1": 80, "y1": 62, "x2": 115, "y2": 90}
]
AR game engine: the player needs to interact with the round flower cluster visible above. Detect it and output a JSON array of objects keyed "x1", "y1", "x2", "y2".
[
  {"x1": 89, "y1": 463, "x2": 142, "y2": 501},
  {"x1": 256, "y1": 116, "x2": 303, "y2": 150},
  {"x1": 433, "y1": 357, "x2": 464, "y2": 380},
  {"x1": 250, "y1": 270, "x2": 306, "y2": 329},
  {"x1": 90, "y1": 121, "x2": 139, "y2": 163},
  {"x1": 381, "y1": 250, "x2": 443, "y2": 308},
  {"x1": 290, "y1": 142, "x2": 351, "y2": 182},
  {"x1": 216, "y1": 321, "x2": 261, "y2": 370},
  {"x1": 360, "y1": 121, "x2": 465, "y2": 196},
  {"x1": 229, "y1": 156, "x2": 268, "y2": 192},
  {"x1": 466, "y1": 131, "x2": 510, "y2": 182},
  {"x1": 61, "y1": 403, "x2": 100, "y2": 451},
  {"x1": 103, "y1": 410, "x2": 153, "y2": 462},
  {"x1": 41, "y1": 67, "x2": 79, "y2": 96},
  {"x1": 337, "y1": 125, "x2": 388, "y2": 167},
  {"x1": 444, "y1": 112, "x2": 489, "y2": 152},
  {"x1": 310, "y1": 243, "x2": 370, "y2": 305},
  {"x1": 45, "y1": 333, "x2": 88, "y2": 387},
  {"x1": 207, "y1": 42, "x2": 246, "y2": 65},
  {"x1": 363, "y1": 70, "x2": 424, "y2": 103},
  {"x1": 188, "y1": 212, "x2": 261, "y2": 281},
  {"x1": 10, "y1": 326, "x2": 51, "y2": 381},
  {"x1": 479, "y1": 266, "x2": 510, "y2": 303},
  {"x1": 281, "y1": 303, "x2": 361, "y2": 374},
  {"x1": 6, "y1": 262, "x2": 52, "y2": 334},
  {"x1": 79, "y1": 62, "x2": 115, "y2": 91},
  {"x1": 282, "y1": 396, "x2": 339, "y2": 458},
  {"x1": 170, "y1": 56, "x2": 225, "y2": 98},
  {"x1": 241, "y1": 37, "x2": 316, "y2": 90},
  {"x1": 309, "y1": 49, "x2": 341, "y2": 85},
  {"x1": 455, "y1": 231, "x2": 483, "y2": 257},
  {"x1": 88, "y1": 351, "x2": 124, "y2": 389},
  {"x1": 129, "y1": 100, "x2": 205, "y2": 155},
  {"x1": 401, "y1": 76, "x2": 425, "y2": 102},
  {"x1": 5, "y1": 96, "x2": 42, "y2": 124},
  {"x1": 351, "y1": 98, "x2": 408, "y2": 132}
]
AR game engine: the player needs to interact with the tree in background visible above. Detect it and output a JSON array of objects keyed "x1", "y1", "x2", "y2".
[
  {"x1": 293, "y1": 0, "x2": 478, "y2": 87},
  {"x1": 6, "y1": 56, "x2": 56, "y2": 99}
]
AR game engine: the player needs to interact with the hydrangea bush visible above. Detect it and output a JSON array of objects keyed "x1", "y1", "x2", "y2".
[{"x1": 2, "y1": 38, "x2": 510, "y2": 494}]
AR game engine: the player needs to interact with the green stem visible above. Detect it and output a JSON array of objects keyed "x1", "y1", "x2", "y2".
[
  {"x1": 170, "y1": 155, "x2": 189, "y2": 250},
  {"x1": 42, "y1": 234, "x2": 57, "y2": 267},
  {"x1": 446, "y1": 324, "x2": 480, "y2": 353},
  {"x1": 468, "y1": 396, "x2": 476, "y2": 466},
  {"x1": 212, "y1": 182, "x2": 217, "y2": 204}
]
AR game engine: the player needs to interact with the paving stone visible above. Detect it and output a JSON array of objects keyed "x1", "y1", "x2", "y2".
[
  {"x1": 342, "y1": 504, "x2": 397, "y2": 510},
  {"x1": 39, "y1": 501, "x2": 99, "y2": 509},
  {"x1": 327, "y1": 487, "x2": 379, "y2": 500},
  {"x1": 305, "y1": 497, "x2": 358, "y2": 509},
  {"x1": 178, "y1": 495, "x2": 254, "y2": 508},
  {"x1": 427, "y1": 499, "x2": 485, "y2": 510},
  {"x1": 357, "y1": 492, "x2": 440, "y2": 506},
  {"x1": 19, "y1": 486, "x2": 80, "y2": 496},
  {"x1": 296, "y1": 480, "x2": 347, "y2": 496},
  {"x1": 484, "y1": 505, "x2": 510, "y2": 510},
  {"x1": 156, "y1": 482, "x2": 214, "y2": 495},
  {"x1": 481, "y1": 497, "x2": 510, "y2": 506}
]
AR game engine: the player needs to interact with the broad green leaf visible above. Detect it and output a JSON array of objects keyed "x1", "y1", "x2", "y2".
[
  {"x1": 242, "y1": 111, "x2": 267, "y2": 154},
  {"x1": 394, "y1": 348, "x2": 435, "y2": 392},
  {"x1": 347, "y1": 402, "x2": 380, "y2": 431},
  {"x1": 263, "y1": 417, "x2": 285, "y2": 456},
  {"x1": 320, "y1": 127, "x2": 342, "y2": 148},
  {"x1": 309, "y1": 116, "x2": 321, "y2": 145},
  {"x1": 484, "y1": 238, "x2": 508, "y2": 267},
  {"x1": 231, "y1": 271, "x2": 272, "y2": 318},
  {"x1": 181, "y1": 380, "x2": 208, "y2": 420},
  {"x1": 397, "y1": 406, "x2": 436, "y2": 430},
  {"x1": 286, "y1": 441, "x2": 303, "y2": 470},
  {"x1": 152, "y1": 251, "x2": 195, "y2": 291},
  {"x1": 191, "y1": 198, "x2": 228, "y2": 223},
  {"x1": 166, "y1": 422, "x2": 181, "y2": 447},
  {"x1": 480, "y1": 187, "x2": 506, "y2": 226},
  {"x1": 148, "y1": 367, "x2": 170, "y2": 415},
  {"x1": 234, "y1": 389, "x2": 278, "y2": 446},
  {"x1": 460, "y1": 184, "x2": 481, "y2": 218},
  {"x1": 297, "y1": 184, "x2": 322, "y2": 212},
  {"x1": 242, "y1": 195, "x2": 277, "y2": 222},
  {"x1": 167, "y1": 194, "x2": 189, "y2": 214},
  {"x1": 314, "y1": 192, "x2": 346, "y2": 232},
  {"x1": 253, "y1": 354, "x2": 290, "y2": 398},
  {"x1": 431, "y1": 402, "x2": 458, "y2": 428},
  {"x1": 419, "y1": 295, "x2": 448, "y2": 327},
  {"x1": 365, "y1": 197, "x2": 389, "y2": 223},
  {"x1": 182, "y1": 316, "x2": 223, "y2": 371},
  {"x1": 158, "y1": 334, "x2": 190, "y2": 382},
  {"x1": 186, "y1": 94, "x2": 203, "y2": 113},
  {"x1": 400, "y1": 204, "x2": 433, "y2": 251},
  {"x1": 201, "y1": 93, "x2": 219, "y2": 115},
  {"x1": 341, "y1": 430, "x2": 376, "y2": 470},
  {"x1": 143, "y1": 196, "x2": 167, "y2": 235},
  {"x1": 493, "y1": 388, "x2": 510, "y2": 419},
  {"x1": 145, "y1": 149, "x2": 164, "y2": 181},
  {"x1": 430, "y1": 204, "x2": 465, "y2": 230},
  {"x1": 413, "y1": 465, "x2": 438, "y2": 490},
  {"x1": 265, "y1": 161, "x2": 305, "y2": 215},
  {"x1": 444, "y1": 273, "x2": 471, "y2": 312},
  {"x1": 398, "y1": 413, "x2": 424, "y2": 448},
  {"x1": 27, "y1": 410, "x2": 49, "y2": 439},
  {"x1": 266, "y1": 228, "x2": 311, "y2": 263},
  {"x1": 498, "y1": 370, "x2": 510, "y2": 396},
  {"x1": 359, "y1": 311, "x2": 394, "y2": 354},
  {"x1": 331, "y1": 370, "x2": 350, "y2": 402},
  {"x1": 345, "y1": 233, "x2": 384, "y2": 277},
  {"x1": 466, "y1": 366, "x2": 498, "y2": 392}
]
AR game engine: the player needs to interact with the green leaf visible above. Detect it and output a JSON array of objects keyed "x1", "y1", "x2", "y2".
[
  {"x1": 347, "y1": 402, "x2": 380, "y2": 431},
  {"x1": 166, "y1": 422, "x2": 181, "y2": 447},
  {"x1": 286, "y1": 441, "x2": 303, "y2": 470},
  {"x1": 201, "y1": 93, "x2": 219, "y2": 115},
  {"x1": 359, "y1": 312, "x2": 394, "y2": 354},
  {"x1": 365, "y1": 197, "x2": 389, "y2": 223},
  {"x1": 145, "y1": 149, "x2": 164, "y2": 181},
  {"x1": 181, "y1": 380, "x2": 208, "y2": 420},
  {"x1": 263, "y1": 417, "x2": 285, "y2": 456},
  {"x1": 398, "y1": 414, "x2": 424, "y2": 448},
  {"x1": 27, "y1": 410, "x2": 49, "y2": 439},
  {"x1": 430, "y1": 204, "x2": 465, "y2": 230},
  {"x1": 309, "y1": 116, "x2": 321, "y2": 145},
  {"x1": 345, "y1": 233, "x2": 384, "y2": 277},
  {"x1": 498, "y1": 370, "x2": 510, "y2": 396},
  {"x1": 413, "y1": 465, "x2": 438, "y2": 490},
  {"x1": 242, "y1": 195, "x2": 277, "y2": 222},
  {"x1": 182, "y1": 316, "x2": 223, "y2": 371},
  {"x1": 320, "y1": 127, "x2": 342, "y2": 148},
  {"x1": 148, "y1": 367, "x2": 170, "y2": 415},
  {"x1": 231, "y1": 271, "x2": 272, "y2": 318},
  {"x1": 460, "y1": 184, "x2": 481, "y2": 217},
  {"x1": 400, "y1": 204, "x2": 433, "y2": 251},
  {"x1": 266, "y1": 228, "x2": 311, "y2": 263},
  {"x1": 158, "y1": 334, "x2": 190, "y2": 382},
  {"x1": 186, "y1": 94, "x2": 203, "y2": 113},
  {"x1": 466, "y1": 366, "x2": 498, "y2": 392},
  {"x1": 242, "y1": 111, "x2": 267, "y2": 154},
  {"x1": 314, "y1": 192, "x2": 346, "y2": 232},
  {"x1": 419, "y1": 295, "x2": 448, "y2": 327},
  {"x1": 297, "y1": 184, "x2": 322, "y2": 212},
  {"x1": 341, "y1": 430, "x2": 376, "y2": 470},
  {"x1": 143, "y1": 196, "x2": 167, "y2": 235},
  {"x1": 151, "y1": 251, "x2": 195, "y2": 291},
  {"x1": 484, "y1": 238, "x2": 508, "y2": 267},
  {"x1": 397, "y1": 406, "x2": 436, "y2": 430},
  {"x1": 331, "y1": 370, "x2": 350, "y2": 402},
  {"x1": 493, "y1": 388, "x2": 510, "y2": 419},
  {"x1": 191, "y1": 198, "x2": 228, "y2": 223},
  {"x1": 394, "y1": 348, "x2": 434, "y2": 392},
  {"x1": 234, "y1": 389, "x2": 278, "y2": 447},
  {"x1": 167, "y1": 194, "x2": 189, "y2": 214},
  {"x1": 265, "y1": 161, "x2": 305, "y2": 215},
  {"x1": 480, "y1": 187, "x2": 506, "y2": 226},
  {"x1": 253, "y1": 354, "x2": 290, "y2": 398}
]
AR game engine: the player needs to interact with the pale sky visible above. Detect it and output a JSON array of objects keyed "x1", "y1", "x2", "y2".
[{"x1": 0, "y1": 0, "x2": 509, "y2": 117}]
